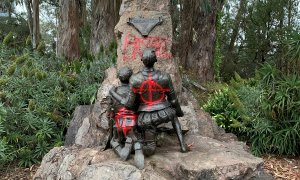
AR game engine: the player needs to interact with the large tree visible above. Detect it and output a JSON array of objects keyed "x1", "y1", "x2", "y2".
[
  {"x1": 24, "y1": 0, "x2": 33, "y2": 38},
  {"x1": 57, "y1": 0, "x2": 80, "y2": 61},
  {"x1": 32, "y1": 0, "x2": 40, "y2": 48},
  {"x1": 177, "y1": 0, "x2": 225, "y2": 82},
  {"x1": 90, "y1": 0, "x2": 121, "y2": 55}
]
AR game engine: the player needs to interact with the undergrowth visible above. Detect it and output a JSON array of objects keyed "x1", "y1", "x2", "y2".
[
  {"x1": 0, "y1": 43, "x2": 115, "y2": 168},
  {"x1": 203, "y1": 65, "x2": 300, "y2": 156}
]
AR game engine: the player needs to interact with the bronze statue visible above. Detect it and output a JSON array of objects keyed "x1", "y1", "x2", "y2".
[
  {"x1": 110, "y1": 48, "x2": 188, "y2": 154},
  {"x1": 107, "y1": 67, "x2": 144, "y2": 169}
]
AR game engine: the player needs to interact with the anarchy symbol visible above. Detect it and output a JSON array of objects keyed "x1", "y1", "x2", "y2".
[{"x1": 133, "y1": 73, "x2": 170, "y2": 109}]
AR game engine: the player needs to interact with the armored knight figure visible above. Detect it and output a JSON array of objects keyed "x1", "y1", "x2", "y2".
[
  {"x1": 107, "y1": 67, "x2": 144, "y2": 169},
  {"x1": 110, "y1": 48, "x2": 188, "y2": 153}
]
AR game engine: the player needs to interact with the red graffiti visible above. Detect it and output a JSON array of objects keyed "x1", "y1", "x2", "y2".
[
  {"x1": 133, "y1": 73, "x2": 170, "y2": 110},
  {"x1": 115, "y1": 107, "x2": 137, "y2": 136},
  {"x1": 123, "y1": 34, "x2": 173, "y2": 61}
]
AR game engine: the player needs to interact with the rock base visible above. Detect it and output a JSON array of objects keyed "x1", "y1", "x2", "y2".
[{"x1": 34, "y1": 133, "x2": 273, "y2": 180}]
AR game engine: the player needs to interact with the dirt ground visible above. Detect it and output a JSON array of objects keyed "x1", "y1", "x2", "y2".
[
  {"x1": 0, "y1": 155, "x2": 299, "y2": 180},
  {"x1": 0, "y1": 164, "x2": 38, "y2": 180},
  {"x1": 263, "y1": 155, "x2": 300, "y2": 180}
]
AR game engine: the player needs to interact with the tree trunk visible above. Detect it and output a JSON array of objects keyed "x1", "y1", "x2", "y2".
[
  {"x1": 57, "y1": 0, "x2": 80, "y2": 61},
  {"x1": 178, "y1": 0, "x2": 224, "y2": 82},
  {"x1": 24, "y1": 0, "x2": 33, "y2": 39},
  {"x1": 178, "y1": 0, "x2": 194, "y2": 69},
  {"x1": 90, "y1": 0, "x2": 121, "y2": 56},
  {"x1": 77, "y1": 0, "x2": 87, "y2": 27},
  {"x1": 228, "y1": 0, "x2": 247, "y2": 55},
  {"x1": 32, "y1": 0, "x2": 40, "y2": 49}
]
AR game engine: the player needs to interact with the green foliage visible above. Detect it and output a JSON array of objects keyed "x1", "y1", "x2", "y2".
[
  {"x1": 0, "y1": 16, "x2": 30, "y2": 46},
  {"x1": 37, "y1": 41, "x2": 46, "y2": 54},
  {"x1": 220, "y1": 0, "x2": 300, "y2": 80},
  {"x1": 2, "y1": 31, "x2": 13, "y2": 45},
  {"x1": 284, "y1": 31, "x2": 300, "y2": 75},
  {"x1": 26, "y1": 36, "x2": 32, "y2": 46},
  {"x1": 0, "y1": 44, "x2": 115, "y2": 168},
  {"x1": 204, "y1": 87, "x2": 236, "y2": 130},
  {"x1": 204, "y1": 64, "x2": 300, "y2": 156}
]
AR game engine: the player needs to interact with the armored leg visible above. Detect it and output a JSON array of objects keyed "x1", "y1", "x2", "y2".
[
  {"x1": 111, "y1": 128, "x2": 132, "y2": 161},
  {"x1": 134, "y1": 142, "x2": 144, "y2": 170},
  {"x1": 110, "y1": 138, "x2": 123, "y2": 156},
  {"x1": 120, "y1": 137, "x2": 133, "y2": 160},
  {"x1": 143, "y1": 129, "x2": 156, "y2": 156},
  {"x1": 172, "y1": 117, "x2": 188, "y2": 152},
  {"x1": 143, "y1": 141, "x2": 156, "y2": 157},
  {"x1": 111, "y1": 137, "x2": 133, "y2": 161}
]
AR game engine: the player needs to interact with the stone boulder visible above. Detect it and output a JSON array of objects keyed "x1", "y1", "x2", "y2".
[
  {"x1": 34, "y1": 133, "x2": 272, "y2": 180},
  {"x1": 115, "y1": 0, "x2": 182, "y2": 95},
  {"x1": 64, "y1": 68, "x2": 118, "y2": 148}
]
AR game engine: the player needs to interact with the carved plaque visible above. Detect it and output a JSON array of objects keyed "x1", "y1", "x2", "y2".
[{"x1": 128, "y1": 17, "x2": 163, "y2": 37}]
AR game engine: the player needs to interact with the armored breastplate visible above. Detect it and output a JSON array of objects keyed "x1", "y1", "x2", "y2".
[{"x1": 132, "y1": 70, "x2": 171, "y2": 112}]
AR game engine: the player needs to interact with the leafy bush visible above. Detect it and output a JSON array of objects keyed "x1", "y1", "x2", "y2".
[
  {"x1": 204, "y1": 65, "x2": 300, "y2": 156},
  {"x1": 2, "y1": 32, "x2": 13, "y2": 45},
  {"x1": 203, "y1": 87, "x2": 243, "y2": 133},
  {"x1": 0, "y1": 44, "x2": 115, "y2": 167},
  {"x1": 0, "y1": 16, "x2": 30, "y2": 47}
]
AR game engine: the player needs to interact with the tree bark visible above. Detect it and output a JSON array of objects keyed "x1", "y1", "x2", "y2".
[
  {"x1": 228, "y1": 0, "x2": 247, "y2": 54},
  {"x1": 57, "y1": 0, "x2": 80, "y2": 61},
  {"x1": 178, "y1": 0, "x2": 224, "y2": 82},
  {"x1": 24, "y1": 0, "x2": 33, "y2": 39},
  {"x1": 77, "y1": 0, "x2": 87, "y2": 27},
  {"x1": 32, "y1": 0, "x2": 40, "y2": 49},
  {"x1": 178, "y1": 0, "x2": 194, "y2": 69},
  {"x1": 90, "y1": 0, "x2": 121, "y2": 56}
]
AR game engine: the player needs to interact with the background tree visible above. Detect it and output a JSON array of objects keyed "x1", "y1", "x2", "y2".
[
  {"x1": 32, "y1": 0, "x2": 40, "y2": 48},
  {"x1": 220, "y1": 0, "x2": 300, "y2": 79},
  {"x1": 24, "y1": 0, "x2": 33, "y2": 39},
  {"x1": 174, "y1": 0, "x2": 225, "y2": 82},
  {"x1": 56, "y1": 0, "x2": 80, "y2": 61},
  {"x1": 90, "y1": 0, "x2": 121, "y2": 56},
  {"x1": 0, "y1": 0, "x2": 15, "y2": 19}
]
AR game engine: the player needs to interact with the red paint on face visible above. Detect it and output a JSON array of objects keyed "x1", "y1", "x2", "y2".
[
  {"x1": 123, "y1": 34, "x2": 173, "y2": 61},
  {"x1": 133, "y1": 73, "x2": 170, "y2": 110}
]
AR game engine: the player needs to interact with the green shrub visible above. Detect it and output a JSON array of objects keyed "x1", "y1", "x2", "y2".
[
  {"x1": 0, "y1": 44, "x2": 115, "y2": 168},
  {"x1": 37, "y1": 41, "x2": 46, "y2": 54},
  {"x1": 204, "y1": 64, "x2": 300, "y2": 156},
  {"x1": 26, "y1": 36, "x2": 32, "y2": 46},
  {"x1": 203, "y1": 87, "x2": 242, "y2": 133},
  {"x1": 0, "y1": 16, "x2": 29, "y2": 46},
  {"x1": 3, "y1": 32, "x2": 13, "y2": 45}
]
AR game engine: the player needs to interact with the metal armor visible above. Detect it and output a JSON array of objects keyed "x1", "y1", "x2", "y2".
[{"x1": 122, "y1": 68, "x2": 183, "y2": 117}]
